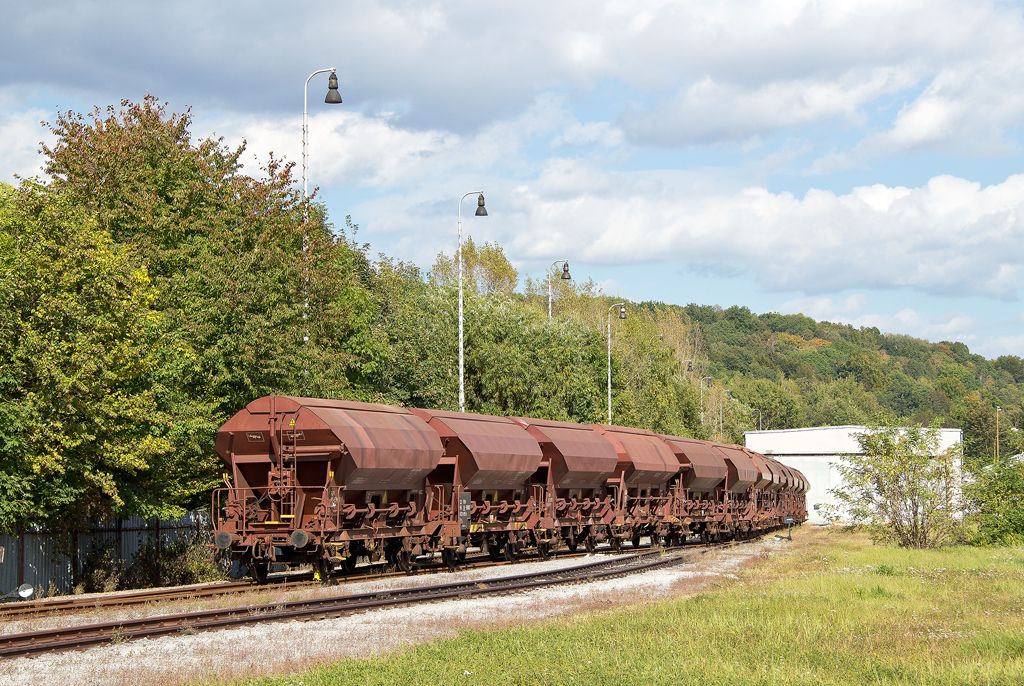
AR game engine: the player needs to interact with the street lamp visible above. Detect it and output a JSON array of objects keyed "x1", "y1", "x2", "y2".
[
  {"x1": 699, "y1": 376, "x2": 712, "y2": 426},
  {"x1": 996, "y1": 406, "x2": 1002, "y2": 464},
  {"x1": 302, "y1": 67, "x2": 343, "y2": 212},
  {"x1": 548, "y1": 260, "x2": 572, "y2": 320},
  {"x1": 607, "y1": 303, "x2": 626, "y2": 424},
  {"x1": 299, "y1": 66, "x2": 342, "y2": 376},
  {"x1": 457, "y1": 191, "x2": 487, "y2": 413}
]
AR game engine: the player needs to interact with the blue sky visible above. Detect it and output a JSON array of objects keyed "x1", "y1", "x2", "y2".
[{"x1": 2, "y1": 0, "x2": 1023, "y2": 357}]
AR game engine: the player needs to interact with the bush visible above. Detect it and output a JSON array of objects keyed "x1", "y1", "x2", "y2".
[
  {"x1": 74, "y1": 529, "x2": 224, "y2": 593},
  {"x1": 967, "y1": 459, "x2": 1024, "y2": 546},
  {"x1": 122, "y1": 531, "x2": 225, "y2": 588},
  {"x1": 75, "y1": 543, "x2": 125, "y2": 594}
]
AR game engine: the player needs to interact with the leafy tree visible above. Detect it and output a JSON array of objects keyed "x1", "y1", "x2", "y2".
[
  {"x1": 966, "y1": 459, "x2": 1024, "y2": 545},
  {"x1": 831, "y1": 425, "x2": 964, "y2": 548},
  {"x1": 804, "y1": 377, "x2": 885, "y2": 426},
  {"x1": 730, "y1": 377, "x2": 803, "y2": 430},
  {"x1": 0, "y1": 98, "x2": 384, "y2": 531},
  {"x1": 430, "y1": 237, "x2": 518, "y2": 295},
  {"x1": 994, "y1": 355, "x2": 1024, "y2": 384},
  {"x1": 840, "y1": 350, "x2": 889, "y2": 391},
  {"x1": 949, "y1": 393, "x2": 997, "y2": 467},
  {"x1": 0, "y1": 187, "x2": 171, "y2": 531}
]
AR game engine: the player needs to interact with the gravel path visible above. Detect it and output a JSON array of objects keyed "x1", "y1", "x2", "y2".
[{"x1": 0, "y1": 537, "x2": 785, "y2": 686}]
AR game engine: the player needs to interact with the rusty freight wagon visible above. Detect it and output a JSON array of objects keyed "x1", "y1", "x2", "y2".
[{"x1": 212, "y1": 395, "x2": 807, "y2": 581}]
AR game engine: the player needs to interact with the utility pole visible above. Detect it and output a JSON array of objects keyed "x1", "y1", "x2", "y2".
[
  {"x1": 996, "y1": 406, "x2": 1002, "y2": 464},
  {"x1": 700, "y1": 376, "x2": 712, "y2": 426}
]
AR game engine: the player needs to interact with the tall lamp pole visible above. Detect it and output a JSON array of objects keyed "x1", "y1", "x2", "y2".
[
  {"x1": 547, "y1": 260, "x2": 572, "y2": 320},
  {"x1": 700, "y1": 376, "x2": 712, "y2": 426},
  {"x1": 299, "y1": 67, "x2": 342, "y2": 390},
  {"x1": 996, "y1": 406, "x2": 1002, "y2": 464},
  {"x1": 302, "y1": 68, "x2": 343, "y2": 216},
  {"x1": 457, "y1": 192, "x2": 487, "y2": 412},
  {"x1": 607, "y1": 303, "x2": 626, "y2": 424}
]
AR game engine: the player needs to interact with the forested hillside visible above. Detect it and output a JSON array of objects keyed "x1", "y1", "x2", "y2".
[
  {"x1": 1, "y1": 98, "x2": 1019, "y2": 533},
  {"x1": 676, "y1": 304, "x2": 1023, "y2": 465}
]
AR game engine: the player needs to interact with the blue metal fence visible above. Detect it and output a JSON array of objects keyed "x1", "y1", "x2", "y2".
[{"x1": 0, "y1": 511, "x2": 209, "y2": 598}]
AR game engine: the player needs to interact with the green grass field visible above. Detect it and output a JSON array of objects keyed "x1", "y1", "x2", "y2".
[{"x1": 231, "y1": 528, "x2": 1024, "y2": 686}]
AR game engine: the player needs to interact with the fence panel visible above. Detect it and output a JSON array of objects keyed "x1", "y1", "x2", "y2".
[{"x1": 0, "y1": 511, "x2": 209, "y2": 598}]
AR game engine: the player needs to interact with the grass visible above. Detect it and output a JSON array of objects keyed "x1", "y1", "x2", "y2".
[{"x1": 224, "y1": 528, "x2": 1024, "y2": 686}]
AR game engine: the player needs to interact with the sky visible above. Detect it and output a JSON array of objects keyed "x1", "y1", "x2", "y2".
[{"x1": 2, "y1": 0, "x2": 1023, "y2": 358}]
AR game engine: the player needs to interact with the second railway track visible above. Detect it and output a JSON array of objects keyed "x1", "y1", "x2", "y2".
[
  {"x1": 0, "y1": 547, "x2": 598, "y2": 621},
  {"x1": 0, "y1": 540, "x2": 738, "y2": 659}
]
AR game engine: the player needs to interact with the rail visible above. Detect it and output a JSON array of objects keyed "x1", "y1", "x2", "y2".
[{"x1": 0, "y1": 538, "x2": 751, "y2": 658}]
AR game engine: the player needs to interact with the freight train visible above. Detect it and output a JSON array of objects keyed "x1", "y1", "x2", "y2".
[{"x1": 212, "y1": 396, "x2": 807, "y2": 582}]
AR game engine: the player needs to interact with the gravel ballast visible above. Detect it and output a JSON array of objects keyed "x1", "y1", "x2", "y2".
[{"x1": 0, "y1": 537, "x2": 786, "y2": 686}]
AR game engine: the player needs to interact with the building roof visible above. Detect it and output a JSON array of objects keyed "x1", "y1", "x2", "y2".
[{"x1": 744, "y1": 426, "x2": 963, "y2": 456}]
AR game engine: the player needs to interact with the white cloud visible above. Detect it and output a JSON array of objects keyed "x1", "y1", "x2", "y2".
[
  {"x1": 0, "y1": 108, "x2": 50, "y2": 181},
  {"x1": 553, "y1": 121, "x2": 623, "y2": 148},
  {"x1": 486, "y1": 171, "x2": 1024, "y2": 299},
  {"x1": 204, "y1": 95, "x2": 572, "y2": 190},
  {"x1": 353, "y1": 149, "x2": 1024, "y2": 299},
  {"x1": 6, "y1": 0, "x2": 1024, "y2": 146},
  {"x1": 987, "y1": 335, "x2": 1024, "y2": 358},
  {"x1": 625, "y1": 68, "x2": 917, "y2": 144},
  {"x1": 780, "y1": 293, "x2": 976, "y2": 343}
]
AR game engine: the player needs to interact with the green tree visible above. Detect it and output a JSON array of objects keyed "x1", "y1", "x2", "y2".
[
  {"x1": 1, "y1": 98, "x2": 382, "y2": 530},
  {"x1": 805, "y1": 377, "x2": 885, "y2": 426},
  {"x1": 831, "y1": 425, "x2": 963, "y2": 548},
  {"x1": 0, "y1": 187, "x2": 171, "y2": 531},
  {"x1": 966, "y1": 460, "x2": 1024, "y2": 545},
  {"x1": 430, "y1": 237, "x2": 519, "y2": 295},
  {"x1": 730, "y1": 377, "x2": 803, "y2": 430},
  {"x1": 949, "y1": 393, "x2": 997, "y2": 467}
]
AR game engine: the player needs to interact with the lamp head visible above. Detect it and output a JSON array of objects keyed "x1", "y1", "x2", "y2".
[
  {"x1": 561, "y1": 262, "x2": 571, "y2": 280},
  {"x1": 618, "y1": 306, "x2": 626, "y2": 320},
  {"x1": 7, "y1": 583, "x2": 34, "y2": 600},
  {"x1": 325, "y1": 71, "x2": 343, "y2": 104},
  {"x1": 475, "y1": 193, "x2": 488, "y2": 217}
]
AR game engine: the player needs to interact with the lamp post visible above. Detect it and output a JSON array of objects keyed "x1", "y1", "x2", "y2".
[
  {"x1": 302, "y1": 68, "x2": 343, "y2": 216},
  {"x1": 699, "y1": 376, "x2": 712, "y2": 426},
  {"x1": 457, "y1": 191, "x2": 487, "y2": 413},
  {"x1": 607, "y1": 303, "x2": 626, "y2": 424},
  {"x1": 299, "y1": 67, "x2": 342, "y2": 376},
  {"x1": 547, "y1": 260, "x2": 572, "y2": 320},
  {"x1": 996, "y1": 406, "x2": 1002, "y2": 464}
]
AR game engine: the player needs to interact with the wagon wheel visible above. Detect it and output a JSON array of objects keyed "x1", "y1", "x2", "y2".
[
  {"x1": 631, "y1": 531, "x2": 642, "y2": 549},
  {"x1": 584, "y1": 532, "x2": 597, "y2": 554},
  {"x1": 442, "y1": 548, "x2": 459, "y2": 572},
  {"x1": 397, "y1": 549, "x2": 415, "y2": 574},
  {"x1": 536, "y1": 541, "x2": 551, "y2": 561},
  {"x1": 251, "y1": 561, "x2": 269, "y2": 585},
  {"x1": 314, "y1": 557, "x2": 334, "y2": 583},
  {"x1": 342, "y1": 554, "x2": 358, "y2": 574},
  {"x1": 565, "y1": 529, "x2": 578, "y2": 553},
  {"x1": 504, "y1": 540, "x2": 519, "y2": 562},
  {"x1": 610, "y1": 536, "x2": 622, "y2": 553},
  {"x1": 488, "y1": 539, "x2": 505, "y2": 561}
]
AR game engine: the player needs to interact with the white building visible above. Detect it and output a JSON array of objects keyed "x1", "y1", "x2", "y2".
[{"x1": 744, "y1": 426, "x2": 963, "y2": 525}]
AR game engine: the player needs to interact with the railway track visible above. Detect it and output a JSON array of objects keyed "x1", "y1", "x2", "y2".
[
  {"x1": 0, "y1": 541, "x2": 731, "y2": 659},
  {"x1": 0, "y1": 546, "x2": 606, "y2": 621}
]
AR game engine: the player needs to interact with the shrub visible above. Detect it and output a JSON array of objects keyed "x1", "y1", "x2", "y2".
[
  {"x1": 75, "y1": 543, "x2": 125, "y2": 594},
  {"x1": 966, "y1": 459, "x2": 1024, "y2": 546}
]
